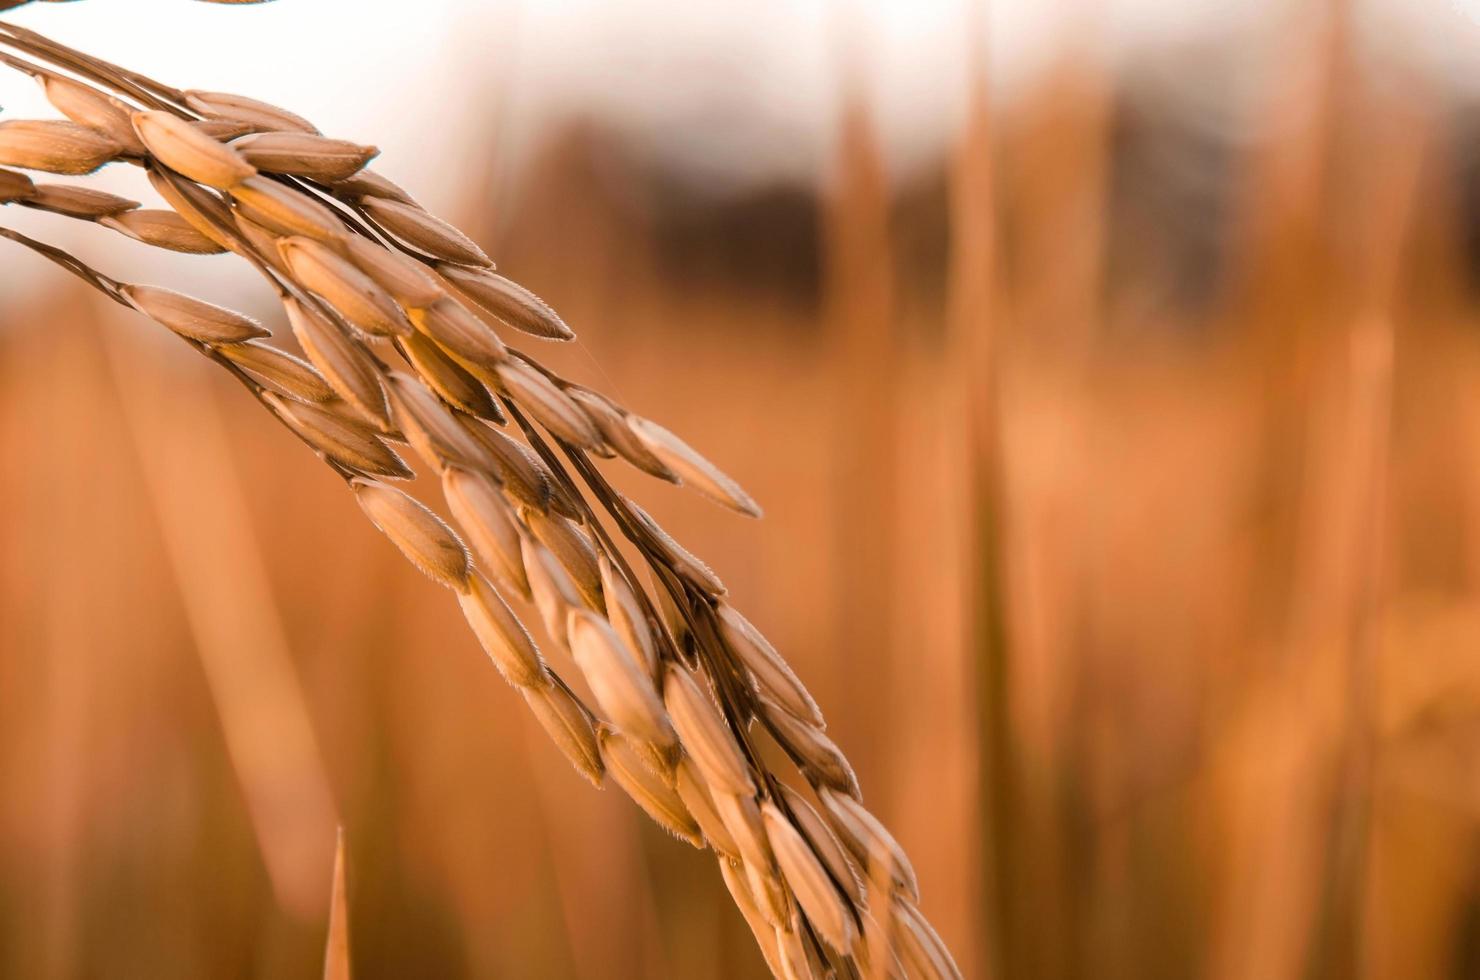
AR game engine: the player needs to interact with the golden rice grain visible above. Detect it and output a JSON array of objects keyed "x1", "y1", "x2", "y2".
[
  {"x1": 284, "y1": 296, "x2": 390, "y2": 429},
  {"x1": 717, "y1": 603, "x2": 822, "y2": 727},
  {"x1": 233, "y1": 131, "x2": 378, "y2": 182},
  {"x1": 628, "y1": 415, "x2": 762, "y2": 517},
  {"x1": 663, "y1": 665, "x2": 754, "y2": 796},
  {"x1": 279, "y1": 236, "x2": 411, "y2": 336},
  {"x1": 343, "y1": 233, "x2": 444, "y2": 309},
  {"x1": 598, "y1": 555, "x2": 659, "y2": 681},
  {"x1": 398, "y1": 330, "x2": 497, "y2": 419},
  {"x1": 458, "y1": 570, "x2": 547, "y2": 688},
  {"x1": 38, "y1": 73, "x2": 146, "y2": 155},
  {"x1": 263, "y1": 391, "x2": 410, "y2": 479},
  {"x1": 816, "y1": 789, "x2": 919, "y2": 904},
  {"x1": 132, "y1": 110, "x2": 255, "y2": 188},
  {"x1": 493, "y1": 359, "x2": 602, "y2": 448},
  {"x1": 438, "y1": 264, "x2": 574, "y2": 341},
  {"x1": 598, "y1": 729, "x2": 702, "y2": 847},
  {"x1": 122, "y1": 283, "x2": 267, "y2": 343},
  {"x1": 409, "y1": 297, "x2": 507, "y2": 368},
  {"x1": 351, "y1": 478, "x2": 470, "y2": 587},
  {"x1": 384, "y1": 371, "x2": 495, "y2": 473},
  {"x1": 23, "y1": 183, "x2": 137, "y2": 218},
  {"x1": 184, "y1": 89, "x2": 318, "y2": 135},
  {"x1": 569, "y1": 609, "x2": 674, "y2": 747},
  {"x1": 362, "y1": 195, "x2": 491, "y2": 266},
  {"x1": 231, "y1": 174, "x2": 344, "y2": 241},
  {"x1": 521, "y1": 682, "x2": 604, "y2": 787},
  {"x1": 0, "y1": 118, "x2": 121, "y2": 175},
  {"x1": 101, "y1": 208, "x2": 228, "y2": 254},
  {"x1": 216, "y1": 339, "x2": 335, "y2": 403},
  {"x1": 442, "y1": 466, "x2": 529, "y2": 598}
]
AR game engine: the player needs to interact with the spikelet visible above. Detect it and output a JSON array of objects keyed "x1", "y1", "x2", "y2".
[
  {"x1": 231, "y1": 175, "x2": 344, "y2": 241},
  {"x1": 0, "y1": 119, "x2": 121, "y2": 175},
  {"x1": 24, "y1": 183, "x2": 138, "y2": 218},
  {"x1": 102, "y1": 209, "x2": 228, "y2": 254},
  {"x1": 122, "y1": 284, "x2": 267, "y2": 343},
  {"x1": 232, "y1": 132, "x2": 378, "y2": 182},
  {"x1": 263, "y1": 392, "x2": 410, "y2": 479},
  {"x1": 184, "y1": 89, "x2": 319, "y2": 134},
  {"x1": 717, "y1": 603, "x2": 822, "y2": 726},
  {"x1": 284, "y1": 296, "x2": 389, "y2": 428},
  {"x1": 351, "y1": 478, "x2": 470, "y2": 587},
  {"x1": 442, "y1": 466, "x2": 529, "y2": 598},
  {"x1": 410, "y1": 297, "x2": 507, "y2": 368},
  {"x1": 598, "y1": 729, "x2": 702, "y2": 847},
  {"x1": 278, "y1": 236, "x2": 411, "y2": 336},
  {"x1": 216, "y1": 340, "x2": 335, "y2": 403},
  {"x1": 663, "y1": 665, "x2": 754, "y2": 796},
  {"x1": 132, "y1": 110, "x2": 255, "y2": 188},
  {"x1": 438, "y1": 265, "x2": 574, "y2": 340},
  {"x1": 628, "y1": 415, "x2": 762, "y2": 517},
  {"x1": 458, "y1": 570, "x2": 546, "y2": 688},
  {"x1": 38, "y1": 74, "x2": 146, "y2": 155},
  {"x1": 522, "y1": 682, "x2": 604, "y2": 786},
  {"x1": 568, "y1": 609, "x2": 674, "y2": 747},
  {"x1": 362, "y1": 196, "x2": 490, "y2": 266}
]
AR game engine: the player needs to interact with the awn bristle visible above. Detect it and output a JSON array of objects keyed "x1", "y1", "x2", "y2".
[{"x1": 0, "y1": 16, "x2": 957, "y2": 978}]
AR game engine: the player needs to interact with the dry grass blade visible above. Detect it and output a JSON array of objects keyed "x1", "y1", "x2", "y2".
[
  {"x1": 132, "y1": 110, "x2": 255, "y2": 188},
  {"x1": 458, "y1": 570, "x2": 547, "y2": 688},
  {"x1": 361, "y1": 195, "x2": 490, "y2": 266},
  {"x1": 284, "y1": 296, "x2": 390, "y2": 429},
  {"x1": 233, "y1": 132, "x2": 378, "y2": 182},
  {"x1": 122, "y1": 283, "x2": 267, "y2": 343},
  {"x1": 351, "y1": 478, "x2": 470, "y2": 588},
  {"x1": 231, "y1": 175, "x2": 344, "y2": 240},
  {"x1": 717, "y1": 603, "x2": 822, "y2": 726},
  {"x1": 185, "y1": 89, "x2": 318, "y2": 134},
  {"x1": 102, "y1": 208, "x2": 228, "y2": 254},
  {"x1": 664, "y1": 665, "x2": 754, "y2": 796},
  {"x1": 569, "y1": 609, "x2": 675, "y2": 746},
  {"x1": 38, "y1": 73, "x2": 147, "y2": 155},
  {"x1": 323, "y1": 829, "x2": 351, "y2": 980},
  {"x1": 442, "y1": 466, "x2": 529, "y2": 597},
  {"x1": 521, "y1": 682, "x2": 604, "y2": 786},
  {"x1": 439, "y1": 265, "x2": 574, "y2": 341},
  {"x1": 0, "y1": 118, "x2": 121, "y2": 174},
  {"x1": 264, "y1": 391, "x2": 410, "y2": 479},
  {"x1": 627, "y1": 416, "x2": 761, "y2": 517},
  {"x1": 216, "y1": 339, "x2": 334, "y2": 403},
  {"x1": 23, "y1": 183, "x2": 138, "y2": 217},
  {"x1": 280, "y1": 236, "x2": 412, "y2": 336},
  {"x1": 598, "y1": 729, "x2": 703, "y2": 847}
]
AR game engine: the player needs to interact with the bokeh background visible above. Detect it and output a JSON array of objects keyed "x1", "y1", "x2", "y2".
[{"x1": 3, "y1": 0, "x2": 1480, "y2": 977}]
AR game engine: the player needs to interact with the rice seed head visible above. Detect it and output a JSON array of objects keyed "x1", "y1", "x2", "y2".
[
  {"x1": 38, "y1": 74, "x2": 147, "y2": 155},
  {"x1": 521, "y1": 682, "x2": 604, "y2": 787},
  {"x1": 628, "y1": 416, "x2": 762, "y2": 517},
  {"x1": 399, "y1": 331, "x2": 498, "y2": 419},
  {"x1": 494, "y1": 360, "x2": 602, "y2": 448},
  {"x1": 384, "y1": 371, "x2": 495, "y2": 472},
  {"x1": 442, "y1": 466, "x2": 530, "y2": 598},
  {"x1": 284, "y1": 296, "x2": 390, "y2": 429},
  {"x1": 362, "y1": 196, "x2": 491, "y2": 266},
  {"x1": 438, "y1": 265, "x2": 574, "y2": 341},
  {"x1": 524, "y1": 509, "x2": 603, "y2": 611},
  {"x1": 132, "y1": 110, "x2": 255, "y2": 188},
  {"x1": 146, "y1": 166, "x2": 239, "y2": 253},
  {"x1": 625, "y1": 498, "x2": 726, "y2": 596},
  {"x1": 343, "y1": 234, "x2": 444, "y2": 309},
  {"x1": 331, "y1": 168, "x2": 416, "y2": 205},
  {"x1": 263, "y1": 391, "x2": 411, "y2": 479},
  {"x1": 817, "y1": 789, "x2": 920, "y2": 904},
  {"x1": 101, "y1": 209, "x2": 228, "y2": 254},
  {"x1": 409, "y1": 297, "x2": 507, "y2": 369},
  {"x1": 717, "y1": 603, "x2": 822, "y2": 727},
  {"x1": 122, "y1": 283, "x2": 267, "y2": 343},
  {"x1": 0, "y1": 118, "x2": 121, "y2": 175},
  {"x1": 278, "y1": 236, "x2": 412, "y2": 337},
  {"x1": 663, "y1": 665, "x2": 755, "y2": 796},
  {"x1": 675, "y1": 754, "x2": 740, "y2": 857},
  {"x1": 598, "y1": 729, "x2": 702, "y2": 847},
  {"x1": 231, "y1": 175, "x2": 344, "y2": 241},
  {"x1": 0, "y1": 166, "x2": 36, "y2": 202},
  {"x1": 521, "y1": 535, "x2": 584, "y2": 649},
  {"x1": 458, "y1": 570, "x2": 547, "y2": 688},
  {"x1": 718, "y1": 858, "x2": 788, "y2": 979},
  {"x1": 569, "y1": 609, "x2": 675, "y2": 747},
  {"x1": 598, "y1": 555, "x2": 659, "y2": 682},
  {"x1": 217, "y1": 340, "x2": 335, "y2": 403},
  {"x1": 351, "y1": 478, "x2": 470, "y2": 588},
  {"x1": 184, "y1": 89, "x2": 319, "y2": 135},
  {"x1": 232, "y1": 132, "x2": 378, "y2": 182},
  {"x1": 566, "y1": 388, "x2": 678, "y2": 478},
  {"x1": 763, "y1": 802, "x2": 856, "y2": 954},
  {"x1": 776, "y1": 784, "x2": 863, "y2": 907},
  {"x1": 24, "y1": 183, "x2": 138, "y2": 218},
  {"x1": 764, "y1": 700, "x2": 859, "y2": 800},
  {"x1": 895, "y1": 901, "x2": 963, "y2": 980}
]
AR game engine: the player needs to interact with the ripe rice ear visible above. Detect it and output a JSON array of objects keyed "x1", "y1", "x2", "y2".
[
  {"x1": 279, "y1": 236, "x2": 412, "y2": 337},
  {"x1": 521, "y1": 682, "x2": 604, "y2": 787},
  {"x1": 459, "y1": 570, "x2": 547, "y2": 688},
  {"x1": 122, "y1": 284, "x2": 267, "y2": 343},
  {"x1": 38, "y1": 73, "x2": 146, "y2": 155},
  {"x1": 263, "y1": 391, "x2": 410, "y2": 478},
  {"x1": 102, "y1": 209, "x2": 228, "y2": 254},
  {"x1": 664, "y1": 665, "x2": 754, "y2": 796},
  {"x1": 598, "y1": 729, "x2": 702, "y2": 847},
  {"x1": 568, "y1": 609, "x2": 675, "y2": 747},
  {"x1": 441, "y1": 466, "x2": 529, "y2": 598},
  {"x1": 231, "y1": 175, "x2": 344, "y2": 241},
  {"x1": 627, "y1": 416, "x2": 761, "y2": 517},
  {"x1": 185, "y1": 89, "x2": 319, "y2": 134},
  {"x1": 132, "y1": 110, "x2": 255, "y2": 188},
  {"x1": 438, "y1": 264, "x2": 574, "y2": 340},
  {"x1": 217, "y1": 340, "x2": 335, "y2": 403},
  {"x1": 24, "y1": 183, "x2": 138, "y2": 218},
  {"x1": 362, "y1": 195, "x2": 490, "y2": 266},
  {"x1": 232, "y1": 132, "x2": 378, "y2": 182},
  {"x1": 351, "y1": 478, "x2": 470, "y2": 588},
  {"x1": 0, "y1": 118, "x2": 121, "y2": 174}
]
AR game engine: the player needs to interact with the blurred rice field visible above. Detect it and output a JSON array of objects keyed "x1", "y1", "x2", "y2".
[{"x1": 4, "y1": 2, "x2": 1480, "y2": 977}]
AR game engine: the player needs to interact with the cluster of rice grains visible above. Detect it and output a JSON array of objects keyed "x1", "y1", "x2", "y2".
[{"x1": 0, "y1": 17, "x2": 958, "y2": 979}]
